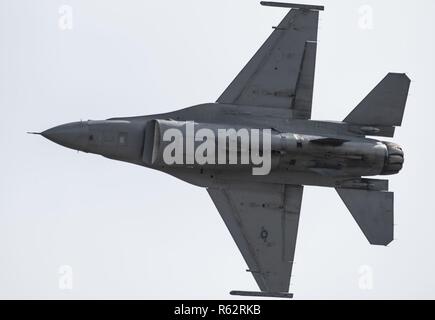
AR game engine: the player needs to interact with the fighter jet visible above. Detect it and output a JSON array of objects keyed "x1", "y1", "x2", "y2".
[{"x1": 32, "y1": 2, "x2": 410, "y2": 298}]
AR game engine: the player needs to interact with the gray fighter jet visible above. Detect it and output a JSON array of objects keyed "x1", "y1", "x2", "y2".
[{"x1": 32, "y1": 2, "x2": 410, "y2": 298}]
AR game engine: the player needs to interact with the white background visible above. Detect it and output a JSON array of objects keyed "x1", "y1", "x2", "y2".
[{"x1": 0, "y1": 0, "x2": 434, "y2": 299}]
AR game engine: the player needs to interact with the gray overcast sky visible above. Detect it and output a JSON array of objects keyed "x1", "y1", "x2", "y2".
[{"x1": 1, "y1": 0, "x2": 434, "y2": 299}]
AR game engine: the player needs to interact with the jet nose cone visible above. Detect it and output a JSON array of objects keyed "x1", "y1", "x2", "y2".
[{"x1": 42, "y1": 121, "x2": 90, "y2": 151}]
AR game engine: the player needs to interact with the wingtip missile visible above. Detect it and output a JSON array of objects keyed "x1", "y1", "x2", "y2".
[
  {"x1": 230, "y1": 290, "x2": 294, "y2": 299},
  {"x1": 260, "y1": 1, "x2": 325, "y2": 11}
]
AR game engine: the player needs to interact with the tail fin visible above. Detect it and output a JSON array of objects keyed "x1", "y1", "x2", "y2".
[
  {"x1": 336, "y1": 188, "x2": 394, "y2": 246},
  {"x1": 344, "y1": 73, "x2": 411, "y2": 128}
]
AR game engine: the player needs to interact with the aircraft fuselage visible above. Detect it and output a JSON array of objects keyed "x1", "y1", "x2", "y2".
[{"x1": 40, "y1": 103, "x2": 404, "y2": 190}]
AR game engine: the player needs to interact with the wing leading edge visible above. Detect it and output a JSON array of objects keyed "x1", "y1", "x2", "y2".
[
  {"x1": 217, "y1": 5, "x2": 320, "y2": 120},
  {"x1": 207, "y1": 183, "x2": 304, "y2": 294}
]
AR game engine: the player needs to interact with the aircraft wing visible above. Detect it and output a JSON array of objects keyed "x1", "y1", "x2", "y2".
[
  {"x1": 207, "y1": 183, "x2": 303, "y2": 294},
  {"x1": 217, "y1": 3, "x2": 321, "y2": 120}
]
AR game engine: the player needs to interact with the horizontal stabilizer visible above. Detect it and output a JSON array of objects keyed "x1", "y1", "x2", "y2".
[
  {"x1": 336, "y1": 188, "x2": 394, "y2": 246},
  {"x1": 344, "y1": 73, "x2": 411, "y2": 128}
]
